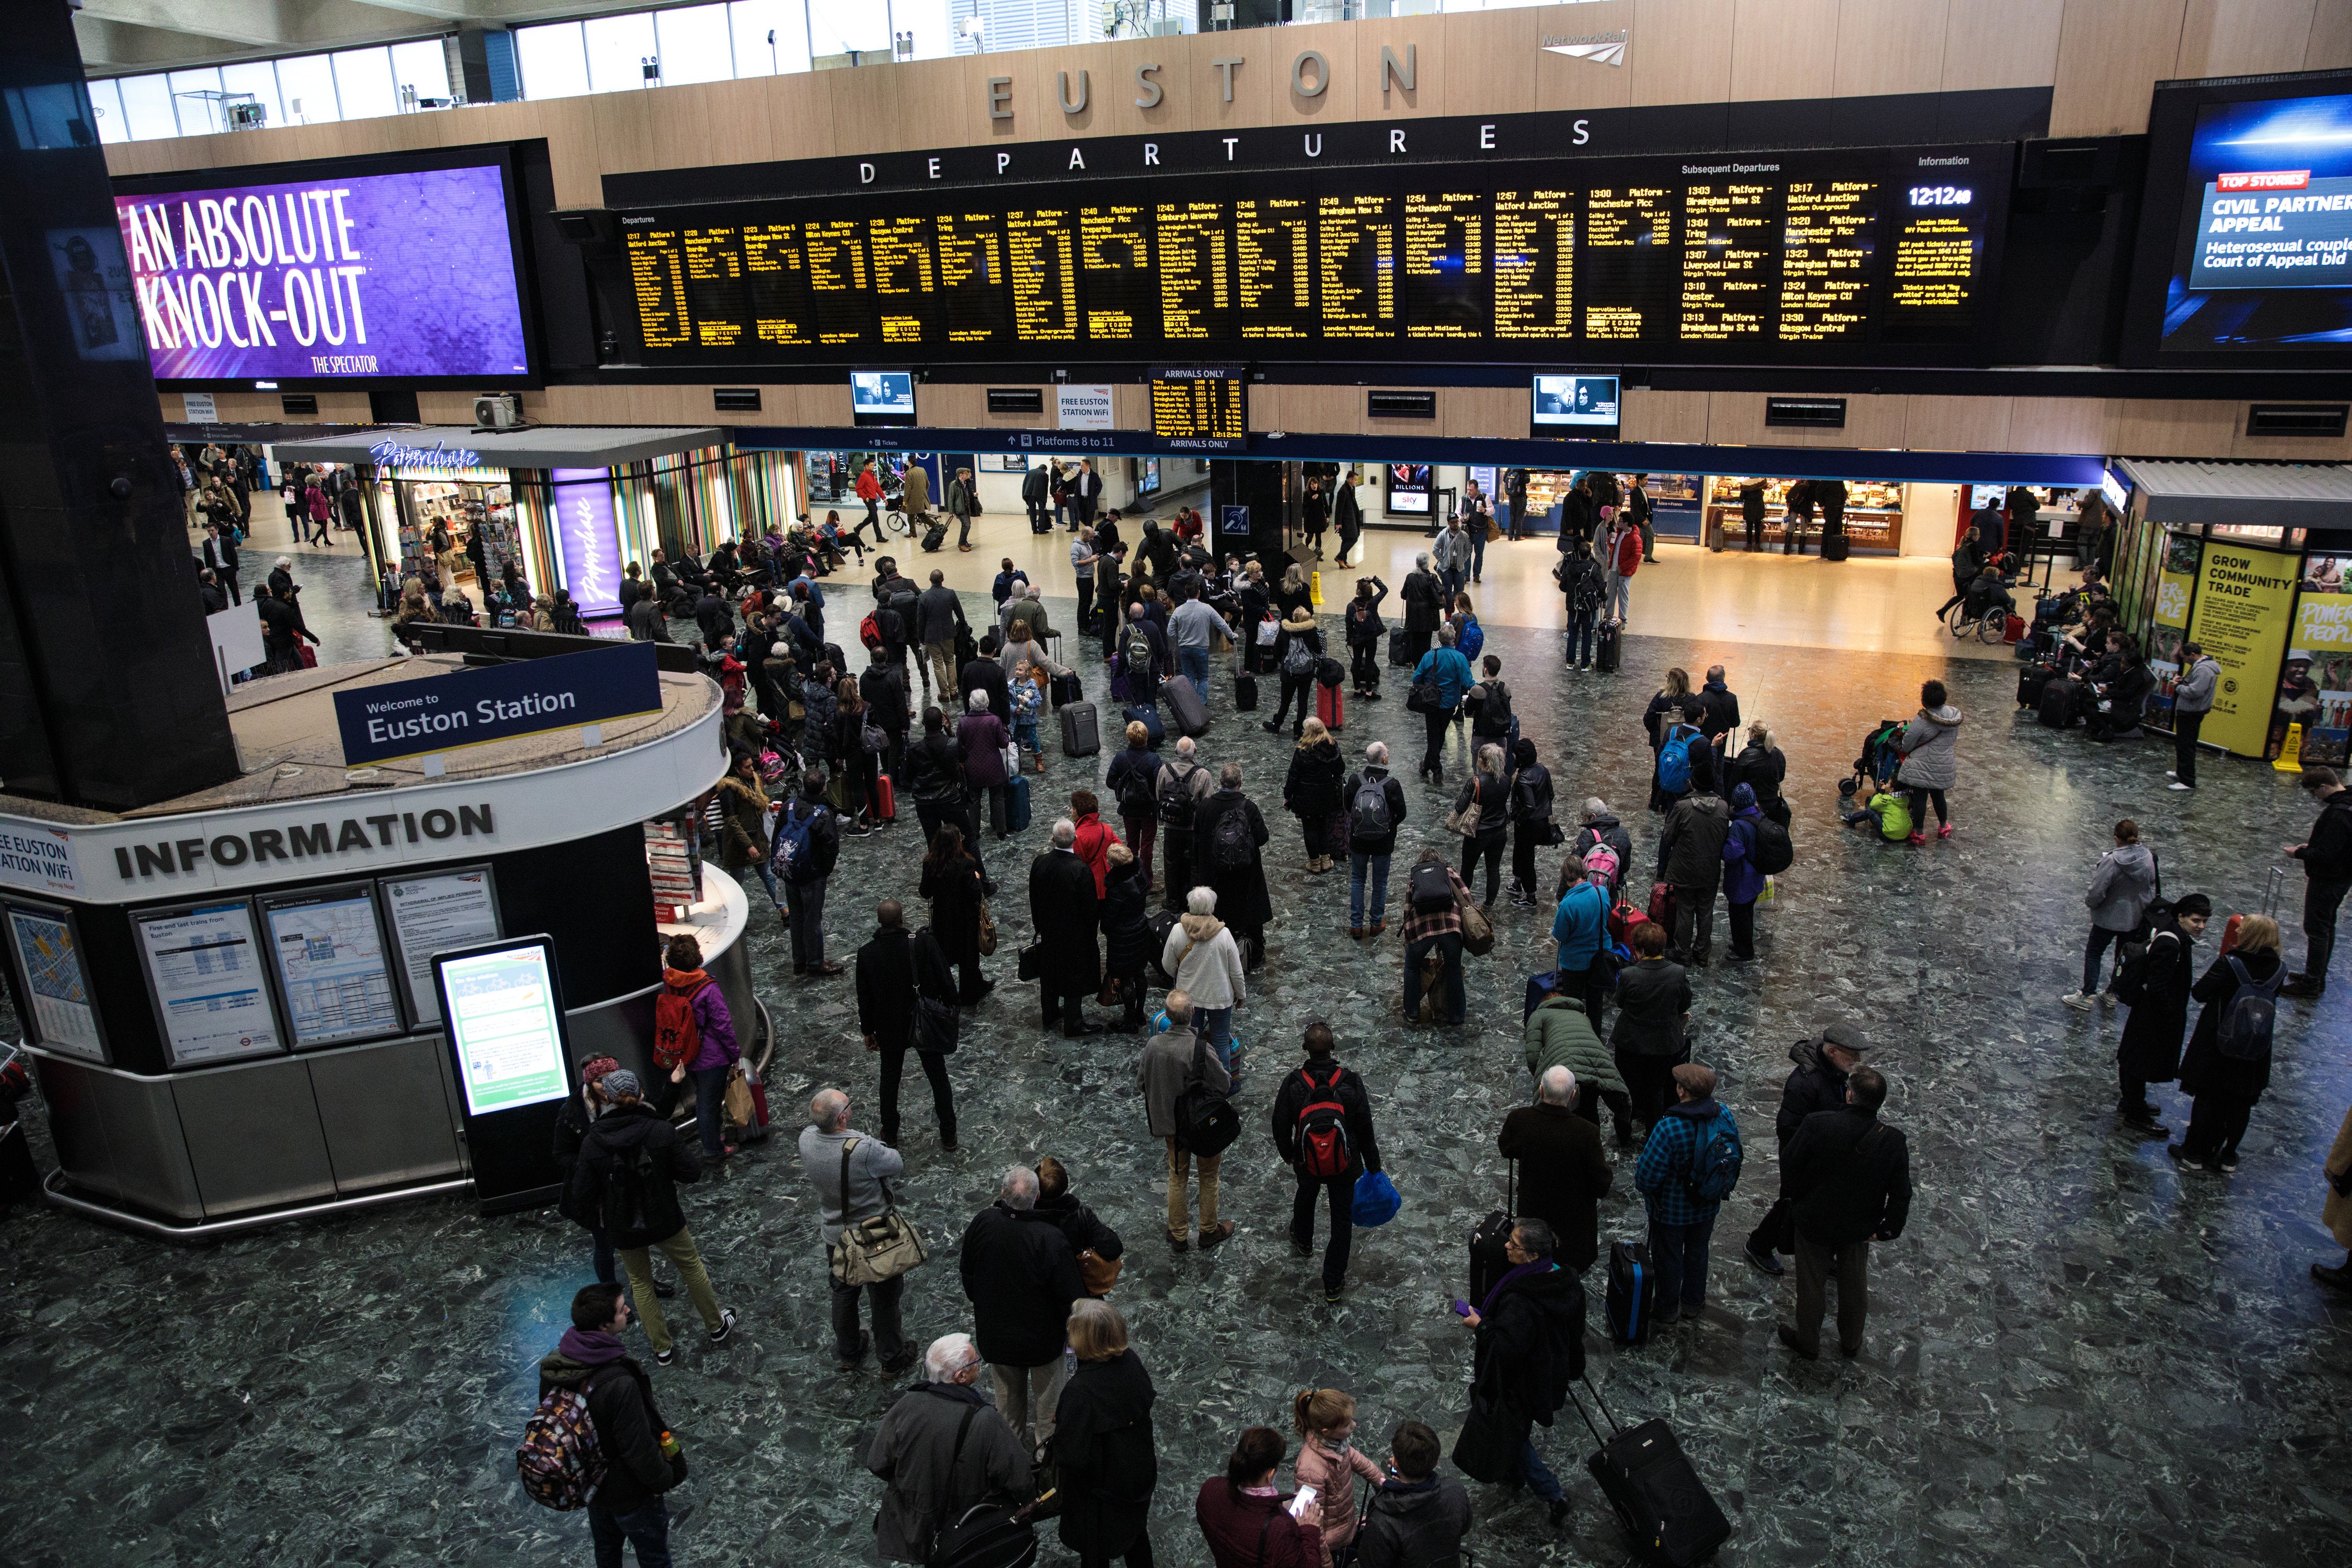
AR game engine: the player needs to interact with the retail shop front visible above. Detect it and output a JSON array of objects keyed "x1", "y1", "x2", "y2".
[
  {"x1": 269, "y1": 426, "x2": 799, "y2": 619},
  {"x1": 2109, "y1": 460, "x2": 2352, "y2": 762}
]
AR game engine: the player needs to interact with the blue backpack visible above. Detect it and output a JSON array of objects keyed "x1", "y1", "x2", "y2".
[
  {"x1": 774, "y1": 803, "x2": 823, "y2": 883},
  {"x1": 1656, "y1": 725, "x2": 1701, "y2": 794},
  {"x1": 1684, "y1": 1116, "x2": 1741, "y2": 1204}
]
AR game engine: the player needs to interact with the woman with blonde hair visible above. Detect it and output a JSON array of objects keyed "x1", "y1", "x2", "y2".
[
  {"x1": 1283, "y1": 717, "x2": 1345, "y2": 873},
  {"x1": 1051, "y1": 1299, "x2": 1159, "y2": 1568},
  {"x1": 2173, "y1": 914, "x2": 2285, "y2": 1173},
  {"x1": 1289, "y1": 1387, "x2": 1385, "y2": 1568}
]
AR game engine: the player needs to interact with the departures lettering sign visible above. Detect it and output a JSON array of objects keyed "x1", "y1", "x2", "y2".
[{"x1": 334, "y1": 641, "x2": 663, "y2": 767}]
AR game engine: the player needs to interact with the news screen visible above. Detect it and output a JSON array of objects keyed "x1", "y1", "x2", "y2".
[{"x1": 2160, "y1": 90, "x2": 2352, "y2": 354}]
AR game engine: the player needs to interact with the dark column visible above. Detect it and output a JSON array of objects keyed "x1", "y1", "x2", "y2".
[{"x1": 0, "y1": 2, "x2": 237, "y2": 809}]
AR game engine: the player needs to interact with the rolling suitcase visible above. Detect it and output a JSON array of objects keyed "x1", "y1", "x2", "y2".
[
  {"x1": 1571, "y1": 1377, "x2": 1732, "y2": 1567},
  {"x1": 873, "y1": 774, "x2": 897, "y2": 823},
  {"x1": 1004, "y1": 774, "x2": 1032, "y2": 833},
  {"x1": 1051, "y1": 672, "x2": 1082, "y2": 707},
  {"x1": 1388, "y1": 628, "x2": 1415, "y2": 667},
  {"x1": 1821, "y1": 533, "x2": 1850, "y2": 562},
  {"x1": 1524, "y1": 969, "x2": 1562, "y2": 1023},
  {"x1": 1163, "y1": 674, "x2": 1210, "y2": 738},
  {"x1": 1468, "y1": 1160, "x2": 1516, "y2": 1310},
  {"x1": 2037, "y1": 679, "x2": 2075, "y2": 729},
  {"x1": 2017, "y1": 662, "x2": 2060, "y2": 709},
  {"x1": 1316, "y1": 681, "x2": 1344, "y2": 731},
  {"x1": 1596, "y1": 622, "x2": 1623, "y2": 674},
  {"x1": 1124, "y1": 703, "x2": 1165, "y2": 749},
  {"x1": 921, "y1": 522, "x2": 948, "y2": 552},
  {"x1": 1605, "y1": 1239, "x2": 1661, "y2": 1344},
  {"x1": 1234, "y1": 668, "x2": 1259, "y2": 711},
  {"x1": 1059, "y1": 700, "x2": 1101, "y2": 758}
]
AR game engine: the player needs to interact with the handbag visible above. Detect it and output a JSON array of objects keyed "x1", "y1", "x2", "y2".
[
  {"x1": 1457, "y1": 889, "x2": 1495, "y2": 956},
  {"x1": 1017, "y1": 942, "x2": 1045, "y2": 982},
  {"x1": 1003, "y1": 742, "x2": 1020, "y2": 778},
  {"x1": 914, "y1": 993, "x2": 960, "y2": 1054},
  {"x1": 1351, "y1": 1169, "x2": 1401, "y2": 1227},
  {"x1": 722, "y1": 1064, "x2": 756, "y2": 1127},
  {"x1": 1443, "y1": 797, "x2": 1482, "y2": 838},
  {"x1": 826, "y1": 1138, "x2": 928, "y2": 1286},
  {"x1": 1076, "y1": 1247, "x2": 1123, "y2": 1296},
  {"x1": 976, "y1": 900, "x2": 998, "y2": 957},
  {"x1": 1406, "y1": 678, "x2": 1443, "y2": 715}
]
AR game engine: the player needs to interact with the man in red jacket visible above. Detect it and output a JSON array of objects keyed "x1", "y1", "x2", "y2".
[
  {"x1": 853, "y1": 459, "x2": 884, "y2": 546},
  {"x1": 1604, "y1": 518, "x2": 1641, "y2": 624}
]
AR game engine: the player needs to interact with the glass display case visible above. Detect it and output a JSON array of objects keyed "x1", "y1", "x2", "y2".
[{"x1": 1703, "y1": 476, "x2": 1906, "y2": 554}]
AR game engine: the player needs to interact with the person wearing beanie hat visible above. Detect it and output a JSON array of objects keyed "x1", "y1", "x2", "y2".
[
  {"x1": 554, "y1": 1060, "x2": 677, "y2": 1299},
  {"x1": 2116, "y1": 892, "x2": 2212, "y2": 1135},
  {"x1": 1743, "y1": 1021, "x2": 1871, "y2": 1276},
  {"x1": 1721, "y1": 782, "x2": 1767, "y2": 963}
]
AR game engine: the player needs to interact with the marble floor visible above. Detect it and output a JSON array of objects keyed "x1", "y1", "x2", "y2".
[{"x1": 5, "y1": 540, "x2": 2345, "y2": 1567}]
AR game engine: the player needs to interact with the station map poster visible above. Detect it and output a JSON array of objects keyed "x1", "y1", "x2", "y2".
[
  {"x1": 382, "y1": 867, "x2": 501, "y2": 1024},
  {"x1": 133, "y1": 900, "x2": 284, "y2": 1067},
  {"x1": 259, "y1": 883, "x2": 403, "y2": 1047},
  {"x1": 3, "y1": 900, "x2": 105, "y2": 1062},
  {"x1": 2185, "y1": 541, "x2": 2301, "y2": 757}
]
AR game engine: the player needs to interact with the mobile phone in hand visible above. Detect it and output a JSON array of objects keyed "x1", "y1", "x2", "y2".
[
  {"x1": 1286, "y1": 1485, "x2": 1318, "y2": 1520},
  {"x1": 1450, "y1": 1299, "x2": 1473, "y2": 1318}
]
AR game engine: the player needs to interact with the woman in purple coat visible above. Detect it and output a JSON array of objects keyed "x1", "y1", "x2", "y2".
[{"x1": 956, "y1": 689, "x2": 1013, "y2": 839}]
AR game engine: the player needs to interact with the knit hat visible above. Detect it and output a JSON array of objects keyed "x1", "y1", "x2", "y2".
[
  {"x1": 601, "y1": 1068, "x2": 643, "y2": 1099},
  {"x1": 1733, "y1": 783, "x2": 1756, "y2": 809},
  {"x1": 580, "y1": 1055, "x2": 622, "y2": 1086}
]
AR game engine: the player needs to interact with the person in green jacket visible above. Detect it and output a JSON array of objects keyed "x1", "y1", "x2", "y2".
[
  {"x1": 1524, "y1": 981, "x2": 1632, "y2": 1146},
  {"x1": 1842, "y1": 789, "x2": 1912, "y2": 843}
]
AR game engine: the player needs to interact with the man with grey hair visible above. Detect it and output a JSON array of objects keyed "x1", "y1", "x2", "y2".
[
  {"x1": 960, "y1": 1166, "x2": 1085, "y2": 1451},
  {"x1": 1500, "y1": 1063, "x2": 1612, "y2": 1272},
  {"x1": 1156, "y1": 734, "x2": 1214, "y2": 913},
  {"x1": 1029, "y1": 816, "x2": 1104, "y2": 1036},
  {"x1": 864, "y1": 1331, "x2": 1033, "y2": 1563},
  {"x1": 799, "y1": 1088, "x2": 916, "y2": 1374},
  {"x1": 1401, "y1": 550, "x2": 1444, "y2": 656},
  {"x1": 1342, "y1": 740, "x2": 1409, "y2": 937}
]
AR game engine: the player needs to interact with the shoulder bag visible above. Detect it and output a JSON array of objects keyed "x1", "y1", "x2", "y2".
[
  {"x1": 976, "y1": 897, "x2": 998, "y2": 957},
  {"x1": 914, "y1": 993, "x2": 960, "y2": 1055},
  {"x1": 1172, "y1": 1033, "x2": 1241, "y2": 1156},
  {"x1": 1456, "y1": 884, "x2": 1495, "y2": 956},
  {"x1": 827, "y1": 1138, "x2": 928, "y2": 1286},
  {"x1": 1406, "y1": 676, "x2": 1444, "y2": 715}
]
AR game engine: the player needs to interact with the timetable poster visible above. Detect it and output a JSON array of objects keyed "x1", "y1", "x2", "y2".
[
  {"x1": 4, "y1": 902, "x2": 104, "y2": 1062},
  {"x1": 605, "y1": 146, "x2": 2005, "y2": 369},
  {"x1": 383, "y1": 868, "x2": 502, "y2": 1024},
  {"x1": 134, "y1": 901, "x2": 284, "y2": 1067},
  {"x1": 261, "y1": 885, "x2": 403, "y2": 1048}
]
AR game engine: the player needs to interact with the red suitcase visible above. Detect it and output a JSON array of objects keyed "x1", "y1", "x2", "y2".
[
  {"x1": 1316, "y1": 682, "x2": 1344, "y2": 731},
  {"x1": 873, "y1": 774, "x2": 897, "y2": 823}
]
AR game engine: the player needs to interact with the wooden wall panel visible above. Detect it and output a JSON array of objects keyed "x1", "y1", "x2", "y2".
[
  {"x1": 765, "y1": 68, "x2": 842, "y2": 166},
  {"x1": 590, "y1": 88, "x2": 663, "y2": 179},
  {"x1": 1728, "y1": 0, "x2": 1841, "y2": 102},
  {"x1": 1443, "y1": 388, "x2": 1521, "y2": 441},
  {"x1": 1836, "y1": 0, "x2": 1950, "y2": 100},
  {"x1": 1112, "y1": 384, "x2": 1151, "y2": 430},
  {"x1": 1622, "y1": 389, "x2": 1710, "y2": 444},
  {"x1": 2050, "y1": 0, "x2": 2188, "y2": 136},
  {"x1": 1354, "y1": 11, "x2": 1451, "y2": 121},
  {"x1": 2231, "y1": 404, "x2": 2352, "y2": 463},
  {"x1": 1279, "y1": 385, "x2": 1366, "y2": 434},
  {"x1": 2009, "y1": 396, "x2": 2113, "y2": 453},
  {"x1": 163, "y1": 390, "x2": 376, "y2": 425},
  {"x1": 1904, "y1": 395, "x2": 2012, "y2": 452},
  {"x1": 1276, "y1": 21, "x2": 1363, "y2": 126},
  {"x1": 2111, "y1": 398, "x2": 2237, "y2": 458},
  {"x1": 1830, "y1": 394, "x2": 1910, "y2": 451},
  {"x1": 1446, "y1": 5, "x2": 1548, "y2": 118},
  {"x1": 1630, "y1": 0, "x2": 1737, "y2": 107},
  {"x1": 1247, "y1": 384, "x2": 1284, "y2": 433},
  {"x1": 1704, "y1": 391, "x2": 1775, "y2": 446},
  {"x1": 2309, "y1": 0, "x2": 2352, "y2": 67},
  {"x1": 2175, "y1": 0, "x2": 2320, "y2": 77},
  {"x1": 1530, "y1": 0, "x2": 1637, "y2": 114},
  {"x1": 1940, "y1": 0, "x2": 2068, "y2": 91}
]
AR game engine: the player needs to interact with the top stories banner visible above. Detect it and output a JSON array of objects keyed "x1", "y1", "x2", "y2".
[
  {"x1": 113, "y1": 164, "x2": 529, "y2": 383},
  {"x1": 2163, "y1": 91, "x2": 2352, "y2": 353}
]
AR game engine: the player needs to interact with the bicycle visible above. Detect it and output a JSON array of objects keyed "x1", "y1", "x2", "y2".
[{"x1": 878, "y1": 495, "x2": 916, "y2": 538}]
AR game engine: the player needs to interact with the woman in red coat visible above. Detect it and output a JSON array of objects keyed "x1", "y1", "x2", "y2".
[
  {"x1": 1196, "y1": 1427, "x2": 1321, "y2": 1568},
  {"x1": 1070, "y1": 789, "x2": 1123, "y2": 895}
]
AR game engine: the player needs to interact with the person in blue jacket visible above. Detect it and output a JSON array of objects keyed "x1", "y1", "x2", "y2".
[
  {"x1": 1410, "y1": 625, "x2": 1475, "y2": 785},
  {"x1": 1633, "y1": 1063, "x2": 1744, "y2": 1327},
  {"x1": 1550, "y1": 856, "x2": 1612, "y2": 1036},
  {"x1": 1721, "y1": 783, "x2": 1768, "y2": 963}
]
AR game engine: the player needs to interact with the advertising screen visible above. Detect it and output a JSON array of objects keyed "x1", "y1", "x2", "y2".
[
  {"x1": 113, "y1": 160, "x2": 531, "y2": 386},
  {"x1": 851, "y1": 369, "x2": 917, "y2": 425},
  {"x1": 1386, "y1": 463, "x2": 1433, "y2": 514},
  {"x1": 2129, "y1": 82, "x2": 2352, "y2": 363},
  {"x1": 436, "y1": 940, "x2": 570, "y2": 1116},
  {"x1": 1532, "y1": 374, "x2": 1621, "y2": 435},
  {"x1": 598, "y1": 143, "x2": 2008, "y2": 370}
]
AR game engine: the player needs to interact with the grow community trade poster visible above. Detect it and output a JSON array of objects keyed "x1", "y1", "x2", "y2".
[{"x1": 2185, "y1": 542, "x2": 2300, "y2": 756}]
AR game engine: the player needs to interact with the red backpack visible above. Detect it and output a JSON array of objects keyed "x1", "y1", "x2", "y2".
[
  {"x1": 651, "y1": 978, "x2": 712, "y2": 1071},
  {"x1": 859, "y1": 610, "x2": 885, "y2": 651},
  {"x1": 1294, "y1": 1064, "x2": 1354, "y2": 1180}
]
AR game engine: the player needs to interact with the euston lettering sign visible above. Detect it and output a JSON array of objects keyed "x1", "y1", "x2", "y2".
[{"x1": 334, "y1": 641, "x2": 662, "y2": 767}]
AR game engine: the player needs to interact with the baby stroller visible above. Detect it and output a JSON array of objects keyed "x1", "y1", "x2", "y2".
[{"x1": 1840, "y1": 718, "x2": 1908, "y2": 798}]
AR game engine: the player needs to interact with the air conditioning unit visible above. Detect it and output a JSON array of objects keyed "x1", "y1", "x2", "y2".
[{"x1": 473, "y1": 393, "x2": 522, "y2": 431}]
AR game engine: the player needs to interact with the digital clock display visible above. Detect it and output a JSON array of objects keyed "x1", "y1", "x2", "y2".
[{"x1": 1907, "y1": 186, "x2": 1975, "y2": 206}]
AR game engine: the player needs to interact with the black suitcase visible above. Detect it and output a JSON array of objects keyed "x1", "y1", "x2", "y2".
[
  {"x1": 1605, "y1": 1239, "x2": 1660, "y2": 1343},
  {"x1": 1571, "y1": 1377, "x2": 1733, "y2": 1567},
  {"x1": 1146, "y1": 908, "x2": 1180, "y2": 985},
  {"x1": 1596, "y1": 622, "x2": 1623, "y2": 674},
  {"x1": 1468, "y1": 1161, "x2": 1516, "y2": 1310},
  {"x1": 1233, "y1": 668, "x2": 1259, "y2": 711},
  {"x1": 1059, "y1": 700, "x2": 1100, "y2": 758},
  {"x1": 2017, "y1": 662, "x2": 2060, "y2": 709},
  {"x1": 1163, "y1": 674, "x2": 1210, "y2": 738},
  {"x1": 2037, "y1": 678, "x2": 2075, "y2": 729},
  {"x1": 1051, "y1": 671, "x2": 1082, "y2": 707},
  {"x1": 921, "y1": 522, "x2": 948, "y2": 552},
  {"x1": 1821, "y1": 533, "x2": 1850, "y2": 562},
  {"x1": 1388, "y1": 628, "x2": 1415, "y2": 667}
]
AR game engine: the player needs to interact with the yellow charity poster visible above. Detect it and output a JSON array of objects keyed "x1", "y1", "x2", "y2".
[
  {"x1": 2184, "y1": 542, "x2": 2301, "y2": 757},
  {"x1": 2142, "y1": 531, "x2": 2203, "y2": 731},
  {"x1": 2279, "y1": 586, "x2": 2352, "y2": 766}
]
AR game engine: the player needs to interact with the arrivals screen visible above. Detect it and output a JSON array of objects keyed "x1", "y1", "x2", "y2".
[
  {"x1": 604, "y1": 143, "x2": 2007, "y2": 368},
  {"x1": 1150, "y1": 365, "x2": 1247, "y2": 448}
]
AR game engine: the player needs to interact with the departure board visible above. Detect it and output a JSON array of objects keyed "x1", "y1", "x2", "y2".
[
  {"x1": 1150, "y1": 365, "x2": 1248, "y2": 449},
  {"x1": 599, "y1": 144, "x2": 2008, "y2": 369}
]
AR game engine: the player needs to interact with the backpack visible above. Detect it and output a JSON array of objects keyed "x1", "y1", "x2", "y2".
[
  {"x1": 2113, "y1": 928, "x2": 2174, "y2": 1007},
  {"x1": 1350, "y1": 774, "x2": 1393, "y2": 840},
  {"x1": 1124, "y1": 622, "x2": 1156, "y2": 671},
  {"x1": 1117, "y1": 762, "x2": 1157, "y2": 823},
  {"x1": 1684, "y1": 1117, "x2": 1740, "y2": 1204},
  {"x1": 859, "y1": 611, "x2": 885, "y2": 651},
  {"x1": 2215, "y1": 956, "x2": 2282, "y2": 1061},
  {"x1": 1156, "y1": 761, "x2": 1198, "y2": 826},
  {"x1": 1471, "y1": 678, "x2": 1513, "y2": 735},
  {"x1": 775, "y1": 803, "x2": 822, "y2": 882},
  {"x1": 599, "y1": 1139, "x2": 661, "y2": 1238},
  {"x1": 1748, "y1": 817, "x2": 1794, "y2": 874},
  {"x1": 1409, "y1": 858, "x2": 1456, "y2": 913},
  {"x1": 1581, "y1": 840, "x2": 1621, "y2": 890},
  {"x1": 1656, "y1": 724, "x2": 1700, "y2": 794},
  {"x1": 516, "y1": 1374, "x2": 610, "y2": 1510},
  {"x1": 1207, "y1": 803, "x2": 1255, "y2": 872},
  {"x1": 651, "y1": 977, "x2": 713, "y2": 1071},
  {"x1": 1293, "y1": 1065, "x2": 1354, "y2": 1179},
  {"x1": 1282, "y1": 635, "x2": 1316, "y2": 676}
]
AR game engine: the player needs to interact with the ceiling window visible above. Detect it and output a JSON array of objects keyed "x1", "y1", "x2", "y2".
[
  {"x1": 165, "y1": 67, "x2": 224, "y2": 134},
  {"x1": 274, "y1": 54, "x2": 341, "y2": 125},
  {"x1": 655, "y1": 5, "x2": 736, "y2": 86},
  {"x1": 332, "y1": 47, "x2": 398, "y2": 119},
  {"x1": 115, "y1": 74, "x2": 180, "y2": 140},
  {"x1": 85, "y1": 77, "x2": 126, "y2": 144},
  {"x1": 584, "y1": 11, "x2": 659, "y2": 92},
  {"x1": 515, "y1": 22, "x2": 590, "y2": 101},
  {"x1": 217, "y1": 60, "x2": 284, "y2": 130},
  {"x1": 388, "y1": 39, "x2": 453, "y2": 103},
  {"x1": 808, "y1": 0, "x2": 889, "y2": 54},
  {"x1": 729, "y1": 0, "x2": 811, "y2": 76}
]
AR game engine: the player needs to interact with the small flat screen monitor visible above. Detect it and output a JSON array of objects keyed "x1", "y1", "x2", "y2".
[
  {"x1": 1532, "y1": 374, "x2": 1620, "y2": 437},
  {"x1": 435, "y1": 938, "x2": 572, "y2": 1117},
  {"x1": 1386, "y1": 463, "x2": 1432, "y2": 514},
  {"x1": 851, "y1": 370, "x2": 917, "y2": 426}
]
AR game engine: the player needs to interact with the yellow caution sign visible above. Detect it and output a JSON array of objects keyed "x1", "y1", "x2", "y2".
[
  {"x1": 1310, "y1": 570, "x2": 1324, "y2": 606},
  {"x1": 2275, "y1": 722, "x2": 2304, "y2": 772}
]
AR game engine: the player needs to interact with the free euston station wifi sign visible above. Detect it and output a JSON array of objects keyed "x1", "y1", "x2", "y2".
[{"x1": 335, "y1": 641, "x2": 663, "y2": 767}]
